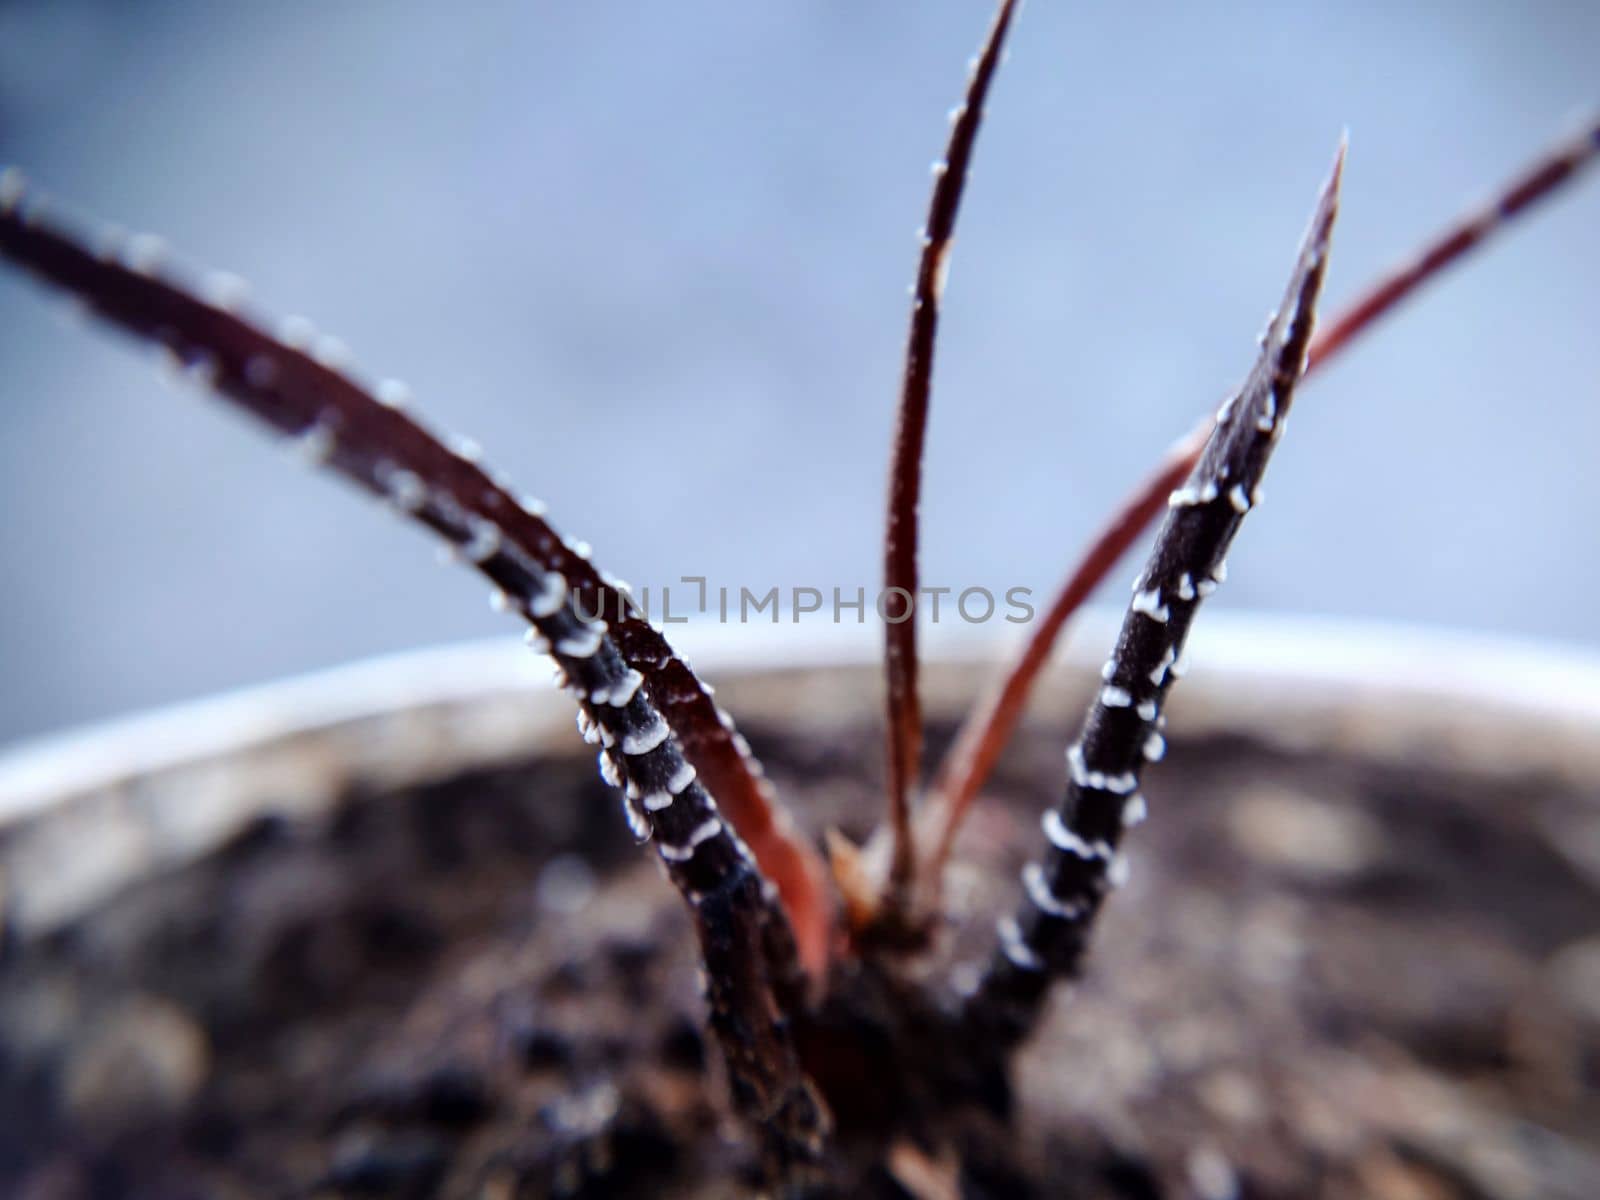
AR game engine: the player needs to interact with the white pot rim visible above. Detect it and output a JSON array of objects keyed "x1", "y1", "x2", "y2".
[
  {"x1": 6, "y1": 608, "x2": 1600, "y2": 806},
  {"x1": 3, "y1": 609, "x2": 1598, "y2": 938}
]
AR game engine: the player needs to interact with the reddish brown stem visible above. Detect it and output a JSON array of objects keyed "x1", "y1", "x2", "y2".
[
  {"x1": 922, "y1": 111, "x2": 1600, "y2": 895},
  {"x1": 880, "y1": 0, "x2": 1018, "y2": 915}
]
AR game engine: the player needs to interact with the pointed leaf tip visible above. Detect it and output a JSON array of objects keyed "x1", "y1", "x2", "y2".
[
  {"x1": 1311, "y1": 134, "x2": 1347, "y2": 252},
  {"x1": 1305, "y1": 135, "x2": 1346, "y2": 256},
  {"x1": 1262, "y1": 139, "x2": 1345, "y2": 366}
]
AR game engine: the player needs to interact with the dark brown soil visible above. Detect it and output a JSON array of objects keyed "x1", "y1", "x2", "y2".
[{"x1": 2, "y1": 717, "x2": 1598, "y2": 1198}]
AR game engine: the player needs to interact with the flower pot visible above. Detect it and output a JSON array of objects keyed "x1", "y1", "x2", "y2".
[{"x1": 2, "y1": 612, "x2": 1598, "y2": 1197}]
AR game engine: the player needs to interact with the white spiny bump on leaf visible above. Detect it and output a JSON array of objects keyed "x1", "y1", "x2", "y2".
[
  {"x1": 375, "y1": 378, "x2": 411, "y2": 409},
  {"x1": 684, "y1": 819, "x2": 723, "y2": 857},
  {"x1": 386, "y1": 467, "x2": 426, "y2": 513},
  {"x1": 1228, "y1": 484, "x2": 1251, "y2": 514},
  {"x1": 658, "y1": 818, "x2": 723, "y2": 863},
  {"x1": 622, "y1": 712, "x2": 671, "y2": 756},
  {"x1": 1103, "y1": 771, "x2": 1138, "y2": 796},
  {"x1": 530, "y1": 572, "x2": 566, "y2": 619},
  {"x1": 556, "y1": 625, "x2": 604, "y2": 658},
  {"x1": 1107, "y1": 854, "x2": 1131, "y2": 889},
  {"x1": 1123, "y1": 794, "x2": 1149, "y2": 827},
  {"x1": 1136, "y1": 699, "x2": 1158, "y2": 721},
  {"x1": 1066, "y1": 744, "x2": 1090, "y2": 788},
  {"x1": 622, "y1": 796, "x2": 651, "y2": 841},
  {"x1": 294, "y1": 420, "x2": 336, "y2": 466},
  {"x1": 1042, "y1": 811, "x2": 1102, "y2": 860},
  {"x1": 1099, "y1": 685, "x2": 1133, "y2": 708},
  {"x1": 1022, "y1": 863, "x2": 1083, "y2": 920},
  {"x1": 311, "y1": 333, "x2": 349, "y2": 370},
  {"x1": 277, "y1": 314, "x2": 315, "y2": 349},
  {"x1": 997, "y1": 917, "x2": 1044, "y2": 972},
  {"x1": 667, "y1": 762, "x2": 697, "y2": 794},
  {"x1": 463, "y1": 518, "x2": 502, "y2": 564},
  {"x1": 200, "y1": 270, "x2": 249, "y2": 312},
  {"x1": 1143, "y1": 732, "x2": 1167, "y2": 762},
  {"x1": 121, "y1": 232, "x2": 167, "y2": 277},
  {"x1": 1131, "y1": 587, "x2": 1170, "y2": 623},
  {"x1": 597, "y1": 668, "x2": 644, "y2": 707}
]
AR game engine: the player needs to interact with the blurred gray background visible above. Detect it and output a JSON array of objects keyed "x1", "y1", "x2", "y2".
[{"x1": 1, "y1": 0, "x2": 1597, "y2": 748}]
